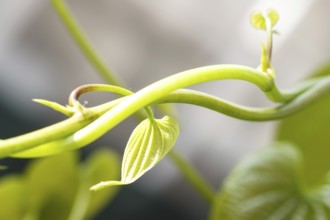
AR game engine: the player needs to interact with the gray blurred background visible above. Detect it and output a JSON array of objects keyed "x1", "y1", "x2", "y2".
[{"x1": 1, "y1": 0, "x2": 329, "y2": 219}]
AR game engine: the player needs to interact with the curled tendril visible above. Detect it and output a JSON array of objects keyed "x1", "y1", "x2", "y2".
[{"x1": 68, "y1": 84, "x2": 155, "y2": 119}]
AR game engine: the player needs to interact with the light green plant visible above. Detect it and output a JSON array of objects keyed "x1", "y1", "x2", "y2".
[
  {"x1": 1, "y1": 1, "x2": 330, "y2": 219},
  {"x1": 0, "y1": 149, "x2": 120, "y2": 220}
]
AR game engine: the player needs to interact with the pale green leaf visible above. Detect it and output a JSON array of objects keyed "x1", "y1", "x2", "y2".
[
  {"x1": 250, "y1": 11, "x2": 266, "y2": 30},
  {"x1": 91, "y1": 116, "x2": 179, "y2": 191},
  {"x1": 250, "y1": 9, "x2": 279, "y2": 30},
  {"x1": 83, "y1": 148, "x2": 121, "y2": 219},
  {"x1": 0, "y1": 175, "x2": 28, "y2": 220},
  {"x1": 268, "y1": 9, "x2": 279, "y2": 27},
  {"x1": 25, "y1": 152, "x2": 80, "y2": 220},
  {"x1": 209, "y1": 143, "x2": 330, "y2": 220}
]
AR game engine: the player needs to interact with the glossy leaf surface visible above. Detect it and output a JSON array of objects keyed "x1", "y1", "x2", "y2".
[{"x1": 91, "y1": 116, "x2": 179, "y2": 190}]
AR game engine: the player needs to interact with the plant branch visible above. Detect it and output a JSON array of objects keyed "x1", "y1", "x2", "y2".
[
  {"x1": 169, "y1": 151, "x2": 215, "y2": 204},
  {"x1": 157, "y1": 76, "x2": 330, "y2": 121},
  {"x1": 68, "y1": 65, "x2": 279, "y2": 147},
  {"x1": 3, "y1": 69, "x2": 330, "y2": 158},
  {"x1": 49, "y1": 0, "x2": 261, "y2": 203},
  {"x1": 51, "y1": 0, "x2": 123, "y2": 86}
]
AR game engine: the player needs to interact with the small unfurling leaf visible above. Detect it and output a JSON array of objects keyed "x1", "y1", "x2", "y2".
[
  {"x1": 267, "y1": 9, "x2": 279, "y2": 27},
  {"x1": 90, "y1": 116, "x2": 179, "y2": 191},
  {"x1": 250, "y1": 11, "x2": 266, "y2": 30},
  {"x1": 250, "y1": 9, "x2": 279, "y2": 30}
]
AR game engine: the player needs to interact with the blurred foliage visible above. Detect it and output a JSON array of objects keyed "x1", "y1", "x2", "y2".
[
  {"x1": 209, "y1": 143, "x2": 330, "y2": 220},
  {"x1": 210, "y1": 62, "x2": 330, "y2": 219},
  {"x1": 83, "y1": 149, "x2": 121, "y2": 219},
  {"x1": 276, "y1": 62, "x2": 330, "y2": 186},
  {"x1": 0, "y1": 148, "x2": 120, "y2": 220},
  {"x1": 0, "y1": 175, "x2": 28, "y2": 220},
  {"x1": 250, "y1": 9, "x2": 279, "y2": 30}
]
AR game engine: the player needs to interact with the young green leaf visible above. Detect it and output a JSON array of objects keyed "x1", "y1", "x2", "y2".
[
  {"x1": 267, "y1": 9, "x2": 279, "y2": 27},
  {"x1": 250, "y1": 9, "x2": 279, "y2": 30},
  {"x1": 250, "y1": 11, "x2": 266, "y2": 30},
  {"x1": 90, "y1": 116, "x2": 179, "y2": 191},
  {"x1": 209, "y1": 143, "x2": 330, "y2": 220}
]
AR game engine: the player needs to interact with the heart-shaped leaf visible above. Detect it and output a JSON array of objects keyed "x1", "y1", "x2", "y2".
[
  {"x1": 90, "y1": 116, "x2": 179, "y2": 191},
  {"x1": 209, "y1": 143, "x2": 330, "y2": 220},
  {"x1": 250, "y1": 9, "x2": 279, "y2": 30}
]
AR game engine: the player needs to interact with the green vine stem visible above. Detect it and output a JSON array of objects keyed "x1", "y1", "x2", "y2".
[
  {"x1": 1, "y1": 1, "x2": 329, "y2": 208},
  {"x1": 168, "y1": 150, "x2": 215, "y2": 204},
  {"x1": 66, "y1": 65, "x2": 299, "y2": 147},
  {"x1": 0, "y1": 112, "x2": 96, "y2": 157},
  {"x1": 0, "y1": 70, "x2": 329, "y2": 158},
  {"x1": 1, "y1": 71, "x2": 330, "y2": 158},
  {"x1": 49, "y1": 0, "x2": 276, "y2": 203},
  {"x1": 157, "y1": 77, "x2": 330, "y2": 121},
  {"x1": 51, "y1": 0, "x2": 123, "y2": 86},
  {"x1": 68, "y1": 84, "x2": 154, "y2": 120}
]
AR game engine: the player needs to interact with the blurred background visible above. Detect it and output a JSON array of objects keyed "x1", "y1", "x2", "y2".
[{"x1": 1, "y1": 0, "x2": 330, "y2": 219}]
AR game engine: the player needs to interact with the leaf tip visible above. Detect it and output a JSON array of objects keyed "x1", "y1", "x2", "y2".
[
  {"x1": 90, "y1": 180, "x2": 123, "y2": 191},
  {"x1": 33, "y1": 99, "x2": 73, "y2": 116}
]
